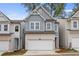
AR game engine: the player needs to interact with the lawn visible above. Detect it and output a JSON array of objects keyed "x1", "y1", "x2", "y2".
[{"x1": 2, "y1": 49, "x2": 27, "y2": 56}]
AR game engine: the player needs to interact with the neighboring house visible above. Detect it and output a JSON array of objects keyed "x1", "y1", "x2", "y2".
[
  {"x1": 58, "y1": 10, "x2": 79, "y2": 51},
  {"x1": 0, "y1": 11, "x2": 22, "y2": 52},
  {"x1": 24, "y1": 5, "x2": 59, "y2": 51}
]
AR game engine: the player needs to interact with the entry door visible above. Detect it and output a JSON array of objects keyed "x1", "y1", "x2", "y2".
[{"x1": 15, "y1": 38, "x2": 19, "y2": 50}]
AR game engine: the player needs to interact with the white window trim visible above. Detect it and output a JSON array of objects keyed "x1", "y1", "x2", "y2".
[
  {"x1": 71, "y1": 20, "x2": 78, "y2": 30},
  {"x1": 4, "y1": 24, "x2": 8, "y2": 31},
  {"x1": 29, "y1": 21, "x2": 40, "y2": 30},
  {"x1": 46, "y1": 22, "x2": 52, "y2": 30},
  {"x1": 0, "y1": 24, "x2": 1, "y2": 31}
]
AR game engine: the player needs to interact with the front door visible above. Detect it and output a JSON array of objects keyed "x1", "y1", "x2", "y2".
[{"x1": 15, "y1": 38, "x2": 19, "y2": 50}]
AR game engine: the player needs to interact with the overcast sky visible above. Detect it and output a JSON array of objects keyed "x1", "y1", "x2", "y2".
[{"x1": 0, "y1": 3, "x2": 75, "y2": 20}]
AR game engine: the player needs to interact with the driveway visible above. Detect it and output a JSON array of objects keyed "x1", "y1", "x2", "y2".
[
  {"x1": 23, "y1": 51, "x2": 61, "y2": 56},
  {"x1": 24, "y1": 51, "x2": 79, "y2": 56}
]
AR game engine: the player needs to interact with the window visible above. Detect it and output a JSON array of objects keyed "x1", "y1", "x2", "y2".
[
  {"x1": 4, "y1": 25, "x2": 8, "y2": 31},
  {"x1": 30, "y1": 23, "x2": 34, "y2": 30},
  {"x1": 73, "y1": 21, "x2": 77, "y2": 28},
  {"x1": 0, "y1": 25, "x2": 1, "y2": 31},
  {"x1": 36, "y1": 22, "x2": 40, "y2": 30},
  {"x1": 15, "y1": 26, "x2": 19, "y2": 32},
  {"x1": 46, "y1": 22, "x2": 52, "y2": 30},
  {"x1": 30, "y1": 22, "x2": 40, "y2": 30}
]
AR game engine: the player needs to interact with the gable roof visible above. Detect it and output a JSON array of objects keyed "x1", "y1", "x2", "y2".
[
  {"x1": 24, "y1": 12, "x2": 46, "y2": 22},
  {"x1": 67, "y1": 10, "x2": 79, "y2": 21},
  {"x1": 0, "y1": 11, "x2": 11, "y2": 22},
  {"x1": 72, "y1": 10, "x2": 79, "y2": 18},
  {"x1": 24, "y1": 5, "x2": 56, "y2": 21},
  {"x1": 32, "y1": 5, "x2": 55, "y2": 20}
]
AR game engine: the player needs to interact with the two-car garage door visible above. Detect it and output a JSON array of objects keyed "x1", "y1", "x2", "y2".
[{"x1": 27, "y1": 40, "x2": 54, "y2": 51}]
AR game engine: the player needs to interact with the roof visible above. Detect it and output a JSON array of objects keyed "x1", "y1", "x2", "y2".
[
  {"x1": 32, "y1": 5, "x2": 55, "y2": 20},
  {"x1": 72, "y1": 10, "x2": 79, "y2": 18},
  {"x1": 24, "y1": 5, "x2": 56, "y2": 21},
  {"x1": 0, "y1": 11, "x2": 10, "y2": 21},
  {"x1": 10, "y1": 20, "x2": 23, "y2": 24},
  {"x1": 24, "y1": 31, "x2": 55, "y2": 34}
]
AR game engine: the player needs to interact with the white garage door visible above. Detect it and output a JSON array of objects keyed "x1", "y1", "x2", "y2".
[
  {"x1": 72, "y1": 38, "x2": 79, "y2": 50},
  {"x1": 0, "y1": 41, "x2": 9, "y2": 51},
  {"x1": 28, "y1": 40, "x2": 54, "y2": 50}
]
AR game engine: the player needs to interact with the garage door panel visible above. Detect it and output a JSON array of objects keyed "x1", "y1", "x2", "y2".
[
  {"x1": 72, "y1": 38, "x2": 79, "y2": 48},
  {"x1": 0, "y1": 41, "x2": 9, "y2": 51},
  {"x1": 28, "y1": 40, "x2": 54, "y2": 50}
]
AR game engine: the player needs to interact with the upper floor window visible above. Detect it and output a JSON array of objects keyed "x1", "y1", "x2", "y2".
[
  {"x1": 73, "y1": 21, "x2": 78, "y2": 29},
  {"x1": 46, "y1": 22, "x2": 52, "y2": 30},
  {"x1": 4, "y1": 25, "x2": 8, "y2": 31},
  {"x1": 30, "y1": 22, "x2": 34, "y2": 30},
  {"x1": 36, "y1": 22, "x2": 40, "y2": 30},
  {"x1": 30, "y1": 22, "x2": 40, "y2": 30},
  {"x1": 15, "y1": 26, "x2": 19, "y2": 32}
]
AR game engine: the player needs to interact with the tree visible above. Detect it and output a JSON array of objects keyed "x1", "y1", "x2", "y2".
[{"x1": 22, "y1": 3, "x2": 65, "y2": 17}]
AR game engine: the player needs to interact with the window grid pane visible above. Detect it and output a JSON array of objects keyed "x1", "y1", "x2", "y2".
[
  {"x1": 73, "y1": 21, "x2": 77, "y2": 28},
  {"x1": 4, "y1": 25, "x2": 8, "y2": 31},
  {"x1": 31, "y1": 23, "x2": 34, "y2": 30},
  {"x1": 35, "y1": 23, "x2": 39, "y2": 30},
  {"x1": 47, "y1": 23, "x2": 51, "y2": 29}
]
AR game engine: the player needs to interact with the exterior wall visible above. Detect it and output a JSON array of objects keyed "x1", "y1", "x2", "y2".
[
  {"x1": 25, "y1": 34, "x2": 55, "y2": 50},
  {"x1": 37, "y1": 7, "x2": 52, "y2": 19},
  {"x1": 25, "y1": 34, "x2": 55, "y2": 40},
  {"x1": 0, "y1": 35, "x2": 11, "y2": 41},
  {"x1": 25, "y1": 15, "x2": 55, "y2": 31},
  {"x1": 10, "y1": 23, "x2": 20, "y2": 38},
  {"x1": 57, "y1": 19, "x2": 68, "y2": 48},
  {"x1": 10, "y1": 23, "x2": 21, "y2": 50}
]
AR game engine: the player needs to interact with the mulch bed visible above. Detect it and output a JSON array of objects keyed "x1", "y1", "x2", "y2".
[
  {"x1": 55, "y1": 48, "x2": 78, "y2": 53},
  {"x1": 2, "y1": 49, "x2": 27, "y2": 56}
]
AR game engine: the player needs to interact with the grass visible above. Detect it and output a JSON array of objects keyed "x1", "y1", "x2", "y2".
[
  {"x1": 2, "y1": 49, "x2": 27, "y2": 56},
  {"x1": 55, "y1": 48, "x2": 78, "y2": 53}
]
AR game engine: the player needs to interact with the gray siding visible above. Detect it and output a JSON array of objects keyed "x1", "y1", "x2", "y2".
[
  {"x1": 37, "y1": 8, "x2": 52, "y2": 19},
  {"x1": 25, "y1": 14, "x2": 55, "y2": 31}
]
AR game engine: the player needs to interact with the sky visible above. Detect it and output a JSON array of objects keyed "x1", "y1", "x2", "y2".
[{"x1": 0, "y1": 3, "x2": 75, "y2": 20}]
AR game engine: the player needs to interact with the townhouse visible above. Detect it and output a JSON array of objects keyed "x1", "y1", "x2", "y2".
[
  {"x1": 0, "y1": 11, "x2": 22, "y2": 52},
  {"x1": 58, "y1": 10, "x2": 79, "y2": 51},
  {"x1": 24, "y1": 5, "x2": 59, "y2": 51}
]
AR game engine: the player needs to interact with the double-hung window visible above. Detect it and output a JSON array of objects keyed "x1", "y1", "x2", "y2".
[
  {"x1": 46, "y1": 22, "x2": 52, "y2": 30},
  {"x1": 72, "y1": 20, "x2": 78, "y2": 29},
  {"x1": 30, "y1": 21, "x2": 40, "y2": 30},
  {"x1": 4, "y1": 25, "x2": 8, "y2": 31}
]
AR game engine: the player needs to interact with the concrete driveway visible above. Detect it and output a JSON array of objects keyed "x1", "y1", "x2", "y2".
[
  {"x1": 23, "y1": 51, "x2": 61, "y2": 56},
  {"x1": 24, "y1": 51, "x2": 79, "y2": 56}
]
